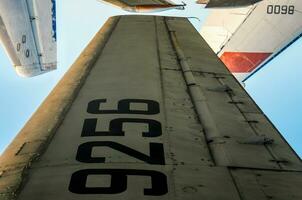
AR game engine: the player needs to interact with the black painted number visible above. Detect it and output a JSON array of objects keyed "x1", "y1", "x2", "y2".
[
  {"x1": 69, "y1": 169, "x2": 168, "y2": 196},
  {"x1": 76, "y1": 141, "x2": 165, "y2": 165},
  {"x1": 267, "y1": 5, "x2": 295, "y2": 15},
  {"x1": 87, "y1": 99, "x2": 160, "y2": 115},
  {"x1": 81, "y1": 118, "x2": 162, "y2": 137},
  {"x1": 69, "y1": 99, "x2": 167, "y2": 196}
]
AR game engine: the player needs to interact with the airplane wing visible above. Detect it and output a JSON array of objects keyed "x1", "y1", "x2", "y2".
[
  {"x1": 196, "y1": 0, "x2": 263, "y2": 8},
  {"x1": 1, "y1": 15, "x2": 302, "y2": 199},
  {"x1": 100, "y1": 0, "x2": 185, "y2": 12},
  {"x1": 200, "y1": 0, "x2": 302, "y2": 81},
  {"x1": 0, "y1": 0, "x2": 57, "y2": 77}
]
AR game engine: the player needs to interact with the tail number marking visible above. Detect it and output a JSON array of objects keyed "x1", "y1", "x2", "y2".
[
  {"x1": 267, "y1": 5, "x2": 295, "y2": 15},
  {"x1": 69, "y1": 99, "x2": 168, "y2": 196}
]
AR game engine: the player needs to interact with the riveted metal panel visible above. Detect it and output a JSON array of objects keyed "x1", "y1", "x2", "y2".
[
  {"x1": 15, "y1": 16, "x2": 218, "y2": 199},
  {"x1": 18, "y1": 164, "x2": 242, "y2": 200},
  {"x1": 243, "y1": 113, "x2": 302, "y2": 171},
  {"x1": 165, "y1": 17, "x2": 230, "y2": 74},
  {"x1": 163, "y1": 18, "x2": 301, "y2": 170},
  {"x1": 155, "y1": 17, "x2": 213, "y2": 166},
  {"x1": 0, "y1": 15, "x2": 301, "y2": 200},
  {"x1": 231, "y1": 168, "x2": 302, "y2": 200},
  {"x1": 193, "y1": 72, "x2": 281, "y2": 169}
]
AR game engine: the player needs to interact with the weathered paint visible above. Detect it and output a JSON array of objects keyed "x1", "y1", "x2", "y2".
[
  {"x1": 220, "y1": 52, "x2": 272, "y2": 73},
  {"x1": 196, "y1": 0, "x2": 263, "y2": 8},
  {"x1": 0, "y1": 16, "x2": 301, "y2": 200}
]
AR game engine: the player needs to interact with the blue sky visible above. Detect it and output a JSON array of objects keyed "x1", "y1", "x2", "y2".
[
  {"x1": 0, "y1": 0, "x2": 301, "y2": 157},
  {"x1": 245, "y1": 38, "x2": 302, "y2": 157}
]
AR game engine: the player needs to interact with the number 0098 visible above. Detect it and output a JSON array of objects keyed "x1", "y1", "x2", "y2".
[{"x1": 267, "y1": 5, "x2": 295, "y2": 15}]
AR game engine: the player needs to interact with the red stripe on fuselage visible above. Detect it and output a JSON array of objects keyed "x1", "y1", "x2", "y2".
[{"x1": 220, "y1": 52, "x2": 272, "y2": 73}]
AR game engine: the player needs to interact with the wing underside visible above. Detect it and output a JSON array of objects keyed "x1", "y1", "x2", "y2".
[
  {"x1": 0, "y1": 15, "x2": 302, "y2": 200},
  {"x1": 201, "y1": 0, "x2": 302, "y2": 81},
  {"x1": 0, "y1": 16, "x2": 21, "y2": 66},
  {"x1": 0, "y1": 0, "x2": 57, "y2": 77},
  {"x1": 100, "y1": 0, "x2": 185, "y2": 12},
  {"x1": 196, "y1": 0, "x2": 263, "y2": 8},
  {"x1": 103, "y1": 0, "x2": 173, "y2": 6}
]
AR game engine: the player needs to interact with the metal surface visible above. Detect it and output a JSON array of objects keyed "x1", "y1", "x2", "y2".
[
  {"x1": 0, "y1": 0, "x2": 56, "y2": 77},
  {"x1": 99, "y1": 0, "x2": 185, "y2": 12},
  {"x1": 200, "y1": 0, "x2": 302, "y2": 81},
  {"x1": 196, "y1": 0, "x2": 262, "y2": 8},
  {"x1": 0, "y1": 15, "x2": 301, "y2": 200}
]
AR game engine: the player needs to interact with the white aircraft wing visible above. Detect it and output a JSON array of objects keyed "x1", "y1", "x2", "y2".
[
  {"x1": 200, "y1": 0, "x2": 302, "y2": 81},
  {"x1": 0, "y1": 0, "x2": 57, "y2": 77}
]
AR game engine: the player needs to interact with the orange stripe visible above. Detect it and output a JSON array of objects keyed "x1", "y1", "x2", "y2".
[{"x1": 220, "y1": 52, "x2": 272, "y2": 73}]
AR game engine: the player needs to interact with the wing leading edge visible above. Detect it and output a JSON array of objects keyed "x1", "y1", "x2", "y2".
[{"x1": 0, "y1": 0, "x2": 57, "y2": 77}]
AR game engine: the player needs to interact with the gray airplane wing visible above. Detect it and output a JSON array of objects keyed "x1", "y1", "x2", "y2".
[
  {"x1": 196, "y1": 0, "x2": 263, "y2": 8},
  {"x1": 0, "y1": 15, "x2": 302, "y2": 200},
  {"x1": 100, "y1": 0, "x2": 185, "y2": 12}
]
